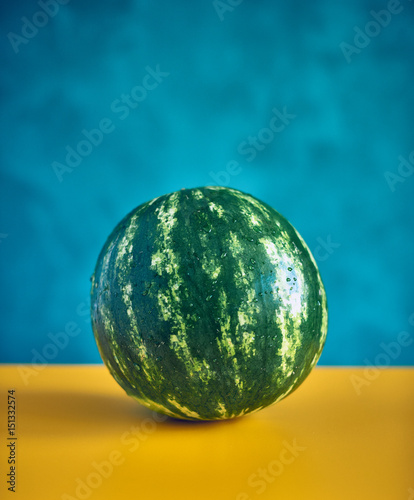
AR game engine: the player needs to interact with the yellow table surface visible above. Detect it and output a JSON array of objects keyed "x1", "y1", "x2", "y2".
[{"x1": 1, "y1": 365, "x2": 413, "y2": 500}]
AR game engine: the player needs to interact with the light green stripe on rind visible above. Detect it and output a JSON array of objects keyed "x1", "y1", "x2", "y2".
[
  {"x1": 115, "y1": 211, "x2": 140, "y2": 271},
  {"x1": 166, "y1": 398, "x2": 202, "y2": 419},
  {"x1": 228, "y1": 231, "x2": 259, "y2": 359},
  {"x1": 293, "y1": 227, "x2": 328, "y2": 356},
  {"x1": 259, "y1": 236, "x2": 307, "y2": 381},
  {"x1": 94, "y1": 238, "x2": 118, "y2": 346},
  {"x1": 150, "y1": 193, "x2": 213, "y2": 386},
  {"x1": 119, "y1": 282, "x2": 148, "y2": 363},
  {"x1": 226, "y1": 187, "x2": 273, "y2": 222},
  {"x1": 129, "y1": 394, "x2": 186, "y2": 419},
  {"x1": 208, "y1": 201, "x2": 225, "y2": 217},
  {"x1": 111, "y1": 210, "x2": 156, "y2": 381},
  {"x1": 192, "y1": 188, "x2": 205, "y2": 200},
  {"x1": 150, "y1": 194, "x2": 181, "y2": 309}
]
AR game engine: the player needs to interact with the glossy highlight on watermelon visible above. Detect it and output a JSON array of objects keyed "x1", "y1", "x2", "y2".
[{"x1": 90, "y1": 186, "x2": 328, "y2": 420}]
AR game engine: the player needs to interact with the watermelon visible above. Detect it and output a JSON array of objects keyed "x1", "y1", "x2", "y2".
[{"x1": 90, "y1": 186, "x2": 327, "y2": 420}]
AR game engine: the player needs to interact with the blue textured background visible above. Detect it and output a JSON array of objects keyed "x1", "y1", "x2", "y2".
[{"x1": 1, "y1": 0, "x2": 413, "y2": 365}]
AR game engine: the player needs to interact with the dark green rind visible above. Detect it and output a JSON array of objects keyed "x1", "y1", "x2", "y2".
[{"x1": 91, "y1": 186, "x2": 328, "y2": 420}]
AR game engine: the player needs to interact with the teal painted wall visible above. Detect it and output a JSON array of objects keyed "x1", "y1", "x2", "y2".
[{"x1": 1, "y1": 0, "x2": 413, "y2": 365}]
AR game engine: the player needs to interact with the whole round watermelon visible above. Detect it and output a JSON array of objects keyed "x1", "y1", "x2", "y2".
[{"x1": 90, "y1": 186, "x2": 328, "y2": 420}]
